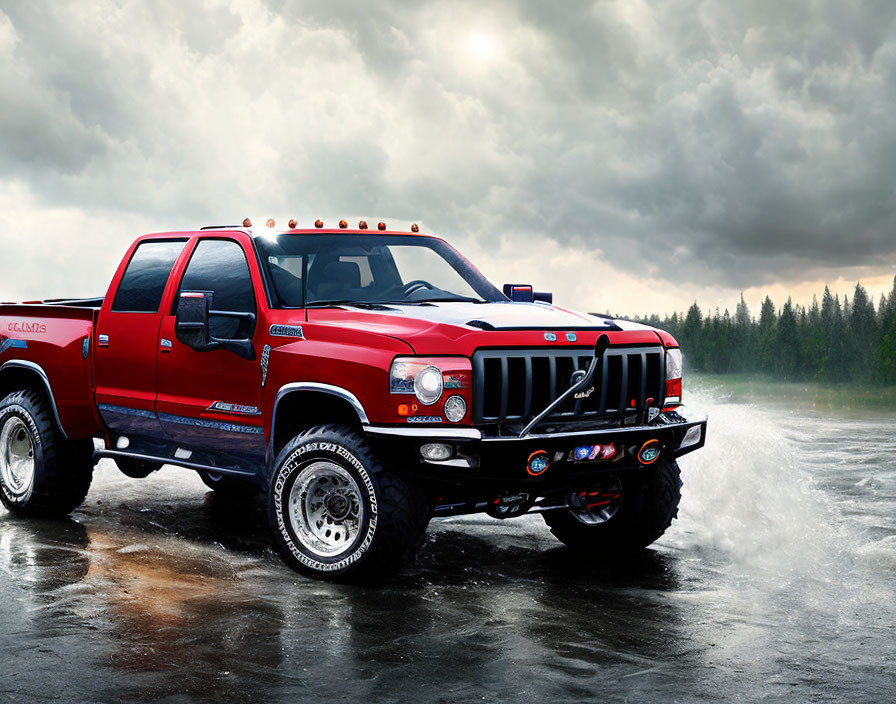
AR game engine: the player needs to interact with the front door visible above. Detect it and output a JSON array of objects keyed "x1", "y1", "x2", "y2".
[
  {"x1": 94, "y1": 238, "x2": 188, "y2": 440},
  {"x1": 155, "y1": 237, "x2": 265, "y2": 460}
]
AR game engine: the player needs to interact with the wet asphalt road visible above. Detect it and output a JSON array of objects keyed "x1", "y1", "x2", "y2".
[{"x1": 1, "y1": 382, "x2": 894, "y2": 703}]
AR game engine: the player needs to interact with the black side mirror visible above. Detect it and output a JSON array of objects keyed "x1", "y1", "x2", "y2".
[
  {"x1": 503, "y1": 283, "x2": 534, "y2": 302},
  {"x1": 175, "y1": 291, "x2": 212, "y2": 348},
  {"x1": 503, "y1": 284, "x2": 552, "y2": 304},
  {"x1": 175, "y1": 290, "x2": 256, "y2": 361}
]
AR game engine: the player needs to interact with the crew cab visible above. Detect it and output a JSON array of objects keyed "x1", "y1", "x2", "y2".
[{"x1": 0, "y1": 220, "x2": 707, "y2": 579}]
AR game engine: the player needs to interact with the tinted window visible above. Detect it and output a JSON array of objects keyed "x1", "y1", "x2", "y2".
[
  {"x1": 179, "y1": 239, "x2": 256, "y2": 338},
  {"x1": 253, "y1": 234, "x2": 505, "y2": 308},
  {"x1": 111, "y1": 240, "x2": 186, "y2": 313}
]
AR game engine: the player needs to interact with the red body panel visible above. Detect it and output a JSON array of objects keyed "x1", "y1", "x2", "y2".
[
  {"x1": 0, "y1": 227, "x2": 681, "y2": 449},
  {"x1": 0, "y1": 305, "x2": 101, "y2": 437}
]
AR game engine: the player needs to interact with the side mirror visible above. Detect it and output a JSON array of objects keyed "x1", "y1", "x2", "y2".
[
  {"x1": 175, "y1": 291, "x2": 211, "y2": 348},
  {"x1": 175, "y1": 291, "x2": 256, "y2": 361},
  {"x1": 503, "y1": 284, "x2": 552, "y2": 304},
  {"x1": 503, "y1": 283, "x2": 534, "y2": 302}
]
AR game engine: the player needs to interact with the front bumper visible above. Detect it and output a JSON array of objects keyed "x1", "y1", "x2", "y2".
[{"x1": 364, "y1": 405, "x2": 707, "y2": 492}]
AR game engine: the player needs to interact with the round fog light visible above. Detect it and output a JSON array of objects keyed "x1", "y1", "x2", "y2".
[
  {"x1": 420, "y1": 443, "x2": 453, "y2": 462},
  {"x1": 443, "y1": 395, "x2": 466, "y2": 423}
]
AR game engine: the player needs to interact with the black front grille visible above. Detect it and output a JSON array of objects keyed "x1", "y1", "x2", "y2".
[{"x1": 471, "y1": 346, "x2": 665, "y2": 432}]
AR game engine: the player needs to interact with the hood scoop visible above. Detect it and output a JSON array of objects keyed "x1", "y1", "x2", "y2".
[{"x1": 466, "y1": 319, "x2": 496, "y2": 330}]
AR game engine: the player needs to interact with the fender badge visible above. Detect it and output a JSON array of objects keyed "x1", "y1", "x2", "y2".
[
  {"x1": 527, "y1": 450, "x2": 551, "y2": 476},
  {"x1": 269, "y1": 324, "x2": 304, "y2": 338}
]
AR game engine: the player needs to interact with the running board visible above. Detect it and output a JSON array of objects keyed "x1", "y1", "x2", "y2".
[{"x1": 95, "y1": 448, "x2": 258, "y2": 479}]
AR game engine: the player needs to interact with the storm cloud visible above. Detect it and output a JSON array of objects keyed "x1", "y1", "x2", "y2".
[{"x1": 1, "y1": 0, "x2": 895, "y2": 313}]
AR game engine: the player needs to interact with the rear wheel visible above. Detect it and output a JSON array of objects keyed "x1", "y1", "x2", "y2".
[
  {"x1": 198, "y1": 470, "x2": 260, "y2": 497},
  {"x1": 0, "y1": 390, "x2": 94, "y2": 517},
  {"x1": 543, "y1": 460, "x2": 682, "y2": 553},
  {"x1": 268, "y1": 424, "x2": 430, "y2": 580}
]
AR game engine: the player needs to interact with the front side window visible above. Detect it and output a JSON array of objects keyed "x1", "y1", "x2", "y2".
[
  {"x1": 111, "y1": 240, "x2": 186, "y2": 313},
  {"x1": 253, "y1": 234, "x2": 505, "y2": 308},
  {"x1": 179, "y1": 239, "x2": 256, "y2": 338}
]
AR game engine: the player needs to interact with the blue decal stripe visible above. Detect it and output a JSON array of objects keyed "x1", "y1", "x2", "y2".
[
  {"x1": 159, "y1": 412, "x2": 264, "y2": 435},
  {"x1": 0, "y1": 339, "x2": 28, "y2": 354},
  {"x1": 98, "y1": 404, "x2": 263, "y2": 435}
]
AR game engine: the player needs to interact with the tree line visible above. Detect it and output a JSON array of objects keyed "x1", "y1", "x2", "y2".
[{"x1": 628, "y1": 277, "x2": 896, "y2": 384}]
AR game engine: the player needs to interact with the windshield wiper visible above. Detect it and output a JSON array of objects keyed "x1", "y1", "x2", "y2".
[
  {"x1": 305, "y1": 300, "x2": 392, "y2": 309},
  {"x1": 381, "y1": 296, "x2": 484, "y2": 305}
]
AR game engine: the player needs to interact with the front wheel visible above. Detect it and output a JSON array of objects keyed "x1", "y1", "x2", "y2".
[
  {"x1": 268, "y1": 424, "x2": 430, "y2": 580},
  {"x1": 543, "y1": 460, "x2": 682, "y2": 554}
]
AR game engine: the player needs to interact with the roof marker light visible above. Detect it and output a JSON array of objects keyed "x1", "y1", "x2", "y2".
[
  {"x1": 242, "y1": 217, "x2": 252, "y2": 227},
  {"x1": 266, "y1": 218, "x2": 275, "y2": 228},
  {"x1": 315, "y1": 219, "x2": 324, "y2": 228},
  {"x1": 378, "y1": 222, "x2": 386, "y2": 231},
  {"x1": 288, "y1": 218, "x2": 297, "y2": 229},
  {"x1": 411, "y1": 223, "x2": 419, "y2": 232},
  {"x1": 339, "y1": 219, "x2": 348, "y2": 228},
  {"x1": 358, "y1": 220, "x2": 368, "y2": 229}
]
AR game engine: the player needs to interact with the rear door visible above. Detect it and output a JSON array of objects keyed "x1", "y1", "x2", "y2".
[
  {"x1": 155, "y1": 236, "x2": 266, "y2": 458},
  {"x1": 94, "y1": 238, "x2": 188, "y2": 439}
]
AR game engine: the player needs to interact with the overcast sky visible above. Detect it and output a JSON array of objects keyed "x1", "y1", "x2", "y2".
[{"x1": 1, "y1": 0, "x2": 895, "y2": 316}]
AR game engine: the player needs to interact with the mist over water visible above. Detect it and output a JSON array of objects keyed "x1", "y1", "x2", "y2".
[{"x1": 0, "y1": 380, "x2": 894, "y2": 702}]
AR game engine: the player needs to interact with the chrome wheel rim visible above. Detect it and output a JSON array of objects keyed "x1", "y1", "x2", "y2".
[
  {"x1": 567, "y1": 476, "x2": 623, "y2": 525},
  {"x1": 0, "y1": 417, "x2": 35, "y2": 499},
  {"x1": 288, "y1": 461, "x2": 365, "y2": 558}
]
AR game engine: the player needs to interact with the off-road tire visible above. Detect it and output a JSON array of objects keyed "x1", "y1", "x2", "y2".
[
  {"x1": 268, "y1": 424, "x2": 430, "y2": 580},
  {"x1": 198, "y1": 469, "x2": 260, "y2": 497},
  {"x1": 543, "y1": 459, "x2": 682, "y2": 553},
  {"x1": 0, "y1": 390, "x2": 94, "y2": 517},
  {"x1": 114, "y1": 457, "x2": 163, "y2": 479}
]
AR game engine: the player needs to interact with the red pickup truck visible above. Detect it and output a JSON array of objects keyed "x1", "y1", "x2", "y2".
[{"x1": 0, "y1": 221, "x2": 706, "y2": 579}]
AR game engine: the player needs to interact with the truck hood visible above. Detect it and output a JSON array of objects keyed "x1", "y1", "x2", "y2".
[{"x1": 305, "y1": 301, "x2": 669, "y2": 356}]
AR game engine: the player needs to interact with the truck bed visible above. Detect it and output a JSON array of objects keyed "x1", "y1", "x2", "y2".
[{"x1": 0, "y1": 302, "x2": 100, "y2": 438}]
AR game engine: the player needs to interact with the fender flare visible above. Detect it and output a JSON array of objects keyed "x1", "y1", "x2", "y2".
[
  {"x1": 0, "y1": 359, "x2": 69, "y2": 438},
  {"x1": 268, "y1": 382, "x2": 369, "y2": 460}
]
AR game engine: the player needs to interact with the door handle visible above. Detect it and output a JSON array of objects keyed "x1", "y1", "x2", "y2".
[{"x1": 160, "y1": 338, "x2": 173, "y2": 353}]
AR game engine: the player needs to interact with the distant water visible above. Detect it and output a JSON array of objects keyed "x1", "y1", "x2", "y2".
[{"x1": 0, "y1": 378, "x2": 894, "y2": 703}]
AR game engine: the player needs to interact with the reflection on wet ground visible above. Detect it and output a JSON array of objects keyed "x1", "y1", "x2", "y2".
[{"x1": 1, "y1": 387, "x2": 895, "y2": 702}]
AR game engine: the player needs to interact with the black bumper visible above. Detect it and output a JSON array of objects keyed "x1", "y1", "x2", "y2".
[{"x1": 364, "y1": 406, "x2": 707, "y2": 494}]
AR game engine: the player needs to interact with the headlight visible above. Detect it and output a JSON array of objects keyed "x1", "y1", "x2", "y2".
[
  {"x1": 414, "y1": 367, "x2": 443, "y2": 405},
  {"x1": 443, "y1": 395, "x2": 466, "y2": 422},
  {"x1": 665, "y1": 348, "x2": 682, "y2": 404},
  {"x1": 666, "y1": 348, "x2": 682, "y2": 381},
  {"x1": 390, "y1": 359, "x2": 444, "y2": 405}
]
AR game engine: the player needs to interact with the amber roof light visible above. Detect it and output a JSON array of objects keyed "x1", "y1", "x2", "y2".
[
  {"x1": 288, "y1": 218, "x2": 297, "y2": 229},
  {"x1": 242, "y1": 217, "x2": 252, "y2": 227},
  {"x1": 411, "y1": 223, "x2": 419, "y2": 232},
  {"x1": 378, "y1": 222, "x2": 386, "y2": 230},
  {"x1": 315, "y1": 219, "x2": 324, "y2": 228},
  {"x1": 339, "y1": 219, "x2": 348, "y2": 228},
  {"x1": 358, "y1": 220, "x2": 368, "y2": 229}
]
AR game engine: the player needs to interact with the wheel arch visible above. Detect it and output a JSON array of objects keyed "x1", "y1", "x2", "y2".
[
  {"x1": 269, "y1": 383, "x2": 368, "y2": 461},
  {"x1": 0, "y1": 360, "x2": 68, "y2": 438}
]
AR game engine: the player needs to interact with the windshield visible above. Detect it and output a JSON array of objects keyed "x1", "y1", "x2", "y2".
[{"x1": 253, "y1": 234, "x2": 506, "y2": 308}]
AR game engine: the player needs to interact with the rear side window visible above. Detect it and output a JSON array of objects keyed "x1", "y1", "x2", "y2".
[
  {"x1": 179, "y1": 239, "x2": 256, "y2": 338},
  {"x1": 111, "y1": 240, "x2": 186, "y2": 313}
]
